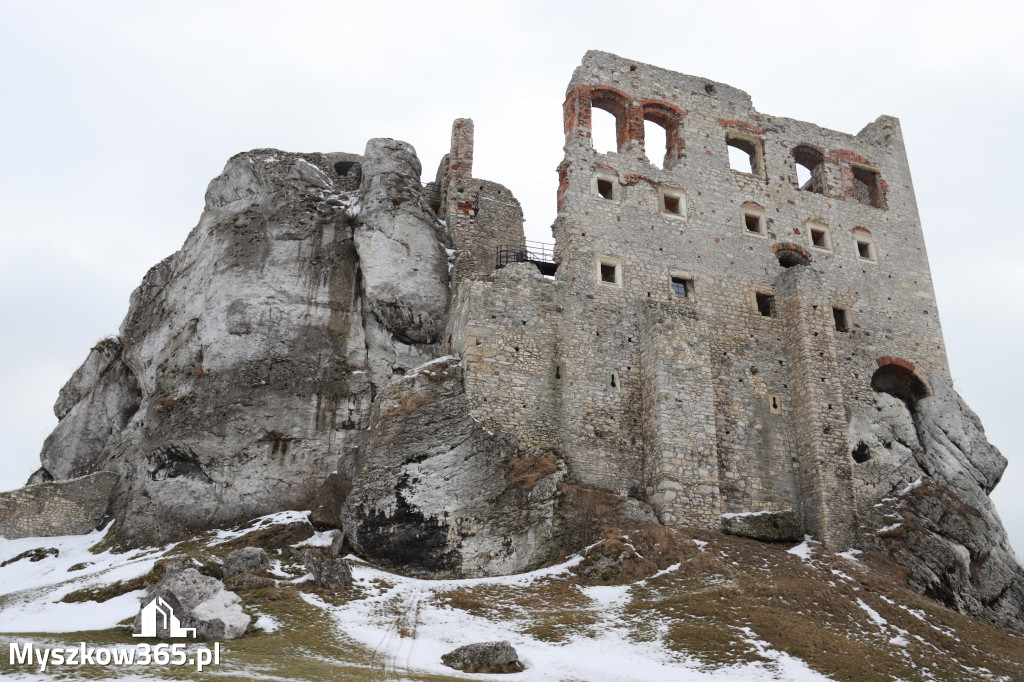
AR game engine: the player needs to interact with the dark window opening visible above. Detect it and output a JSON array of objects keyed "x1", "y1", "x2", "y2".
[
  {"x1": 856, "y1": 239, "x2": 874, "y2": 261},
  {"x1": 871, "y1": 364, "x2": 929, "y2": 408},
  {"x1": 596, "y1": 178, "x2": 614, "y2": 199},
  {"x1": 727, "y1": 134, "x2": 762, "y2": 175},
  {"x1": 671, "y1": 277, "x2": 690, "y2": 296},
  {"x1": 852, "y1": 441, "x2": 871, "y2": 463},
  {"x1": 600, "y1": 263, "x2": 617, "y2": 283},
  {"x1": 334, "y1": 161, "x2": 356, "y2": 176},
  {"x1": 852, "y1": 166, "x2": 883, "y2": 208},
  {"x1": 833, "y1": 307, "x2": 849, "y2": 332},
  {"x1": 793, "y1": 146, "x2": 825, "y2": 194},
  {"x1": 777, "y1": 249, "x2": 809, "y2": 268},
  {"x1": 610, "y1": 373, "x2": 617, "y2": 388},
  {"x1": 811, "y1": 228, "x2": 828, "y2": 248},
  {"x1": 756, "y1": 292, "x2": 775, "y2": 317},
  {"x1": 744, "y1": 212, "x2": 764, "y2": 234},
  {"x1": 663, "y1": 194, "x2": 682, "y2": 215}
]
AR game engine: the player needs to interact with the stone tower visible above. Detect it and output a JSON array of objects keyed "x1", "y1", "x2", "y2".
[{"x1": 446, "y1": 51, "x2": 944, "y2": 549}]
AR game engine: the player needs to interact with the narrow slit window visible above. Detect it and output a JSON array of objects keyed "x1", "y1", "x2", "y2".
[
  {"x1": 833, "y1": 307, "x2": 849, "y2": 332},
  {"x1": 596, "y1": 178, "x2": 614, "y2": 200},
  {"x1": 756, "y1": 292, "x2": 775, "y2": 317},
  {"x1": 671, "y1": 277, "x2": 690, "y2": 296}
]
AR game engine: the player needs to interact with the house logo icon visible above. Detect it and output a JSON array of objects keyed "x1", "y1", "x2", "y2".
[{"x1": 133, "y1": 597, "x2": 197, "y2": 638}]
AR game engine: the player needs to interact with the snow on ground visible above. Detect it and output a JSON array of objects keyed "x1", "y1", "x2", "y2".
[
  {"x1": 311, "y1": 558, "x2": 832, "y2": 681},
  {"x1": 786, "y1": 536, "x2": 819, "y2": 561},
  {"x1": 0, "y1": 525, "x2": 165, "y2": 633}
]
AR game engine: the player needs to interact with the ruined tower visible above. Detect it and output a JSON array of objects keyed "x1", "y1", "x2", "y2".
[{"x1": 441, "y1": 51, "x2": 946, "y2": 549}]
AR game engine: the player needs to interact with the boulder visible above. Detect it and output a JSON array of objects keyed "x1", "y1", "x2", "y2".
[
  {"x1": 721, "y1": 510, "x2": 803, "y2": 543},
  {"x1": 133, "y1": 567, "x2": 250, "y2": 641},
  {"x1": 224, "y1": 572, "x2": 275, "y2": 591},
  {"x1": 302, "y1": 548, "x2": 352, "y2": 589},
  {"x1": 223, "y1": 547, "x2": 270, "y2": 577},
  {"x1": 441, "y1": 641, "x2": 525, "y2": 674}
]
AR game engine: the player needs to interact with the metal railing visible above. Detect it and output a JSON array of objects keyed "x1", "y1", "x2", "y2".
[{"x1": 495, "y1": 240, "x2": 555, "y2": 269}]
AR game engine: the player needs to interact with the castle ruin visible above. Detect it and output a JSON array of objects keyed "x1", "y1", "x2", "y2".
[{"x1": 437, "y1": 51, "x2": 945, "y2": 549}]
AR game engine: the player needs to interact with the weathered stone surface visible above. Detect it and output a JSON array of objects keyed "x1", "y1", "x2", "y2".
[
  {"x1": 850, "y1": 373, "x2": 1024, "y2": 632},
  {"x1": 133, "y1": 567, "x2": 250, "y2": 641},
  {"x1": 1, "y1": 547, "x2": 59, "y2": 567},
  {"x1": 441, "y1": 641, "x2": 524, "y2": 674},
  {"x1": 341, "y1": 356, "x2": 567, "y2": 578},
  {"x1": 0, "y1": 472, "x2": 117, "y2": 539},
  {"x1": 223, "y1": 572, "x2": 275, "y2": 591},
  {"x1": 302, "y1": 548, "x2": 352, "y2": 588},
  {"x1": 223, "y1": 547, "x2": 270, "y2": 577},
  {"x1": 308, "y1": 472, "x2": 352, "y2": 530},
  {"x1": 31, "y1": 141, "x2": 451, "y2": 547},
  {"x1": 721, "y1": 510, "x2": 803, "y2": 543}
]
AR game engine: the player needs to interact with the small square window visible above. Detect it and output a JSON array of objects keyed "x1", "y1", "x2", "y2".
[
  {"x1": 805, "y1": 220, "x2": 832, "y2": 252},
  {"x1": 601, "y1": 263, "x2": 616, "y2": 283},
  {"x1": 833, "y1": 307, "x2": 849, "y2": 332},
  {"x1": 596, "y1": 178, "x2": 614, "y2": 200},
  {"x1": 671, "y1": 277, "x2": 690, "y2": 296},
  {"x1": 598, "y1": 258, "x2": 621, "y2": 286},
  {"x1": 811, "y1": 228, "x2": 827, "y2": 248},
  {"x1": 756, "y1": 292, "x2": 775, "y2": 317},
  {"x1": 741, "y1": 205, "x2": 766, "y2": 237},
  {"x1": 855, "y1": 237, "x2": 876, "y2": 262},
  {"x1": 659, "y1": 188, "x2": 686, "y2": 219}
]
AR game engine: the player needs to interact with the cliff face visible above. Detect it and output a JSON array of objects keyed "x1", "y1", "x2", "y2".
[
  {"x1": 33, "y1": 140, "x2": 451, "y2": 546},
  {"x1": 849, "y1": 374, "x2": 1024, "y2": 632}
]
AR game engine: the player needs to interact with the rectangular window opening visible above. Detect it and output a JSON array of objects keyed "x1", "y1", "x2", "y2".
[
  {"x1": 600, "y1": 262, "x2": 617, "y2": 284},
  {"x1": 852, "y1": 166, "x2": 883, "y2": 208},
  {"x1": 727, "y1": 134, "x2": 763, "y2": 175},
  {"x1": 596, "y1": 178, "x2": 614, "y2": 200},
  {"x1": 744, "y1": 212, "x2": 763, "y2": 234},
  {"x1": 756, "y1": 292, "x2": 775, "y2": 317},
  {"x1": 663, "y1": 195, "x2": 680, "y2": 214},
  {"x1": 811, "y1": 228, "x2": 827, "y2": 248},
  {"x1": 671, "y1": 277, "x2": 690, "y2": 296},
  {"x1": 856, "y1": 239, "x2": 874, "y2": 261},
  {"x1": 833, "y1": 307, "x2": 849, "y2": 332}
]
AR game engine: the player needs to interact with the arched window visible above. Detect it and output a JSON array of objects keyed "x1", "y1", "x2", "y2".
[
  {"x1": 793, "y1": 145, "x2": 825, "y2": 194},
  {"x1": 871, "y1": 361, "x2": 929, "y2": 407}
]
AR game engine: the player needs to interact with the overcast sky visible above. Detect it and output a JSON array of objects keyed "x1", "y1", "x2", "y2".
[{"x1": 1, "y1": 1, "x2": 1021, "y2": 555}]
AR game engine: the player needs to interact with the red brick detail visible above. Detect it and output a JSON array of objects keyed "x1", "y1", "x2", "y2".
[
  {"x1": 457, "y1": 201, "x2": 475, "y2": 214},
  {"x1": 876, "y1": 356, "x2": 915, "y2": 372},
  {"x1": 622, "y1": 174, "x2": 659, "y2": 187},
  {"x1": 717, "y1": 119, "x2": 764, "y2": 135},
  {"x1": 827, "y1": 149, "x2": 871, "y2": 166},
  {"x1": 772, "y1": 242, "x2": 812, "y2": 262},
  {"x1": 741, "y1": 200, "x2": 764, "y2": 209},
  {"x1": 852, "y1": 226, "x2": 872, "y2": 235},
  {"x1": 642, "y1": 100, "x2": 688, "y2": 163}
]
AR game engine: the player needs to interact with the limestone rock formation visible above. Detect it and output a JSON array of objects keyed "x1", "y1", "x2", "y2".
[
  {"x1": 223, "y1": 547, "x2": 270, "y2": 577},
  {"x1": 849, "y1": 373, "x2": 1024, "y2": 632},
  {"x1": 29, "y1": 140, "x2": 450, "y2": 547},
  {"x1": 341, "y1": 356, "x2": 568, "y2": 578},
  {"x1": 133, "y1": 567, "x2": 250, "y2": 641}
]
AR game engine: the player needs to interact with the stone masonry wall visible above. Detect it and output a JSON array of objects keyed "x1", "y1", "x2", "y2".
[
  {"x1": 0, "y1": 472, "x2": 118, "y2": 539},
  {"x1": 446, "y1": 51, "x2": 946, "y2": 548}
]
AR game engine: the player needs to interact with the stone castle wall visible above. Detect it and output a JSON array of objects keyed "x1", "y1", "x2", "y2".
[
  {"x1": 445, "y1": 51, "x2": 946, "y2": 548},
  {"x1": 0, "y1": 472, "x2": 117, "y2": 539}
]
